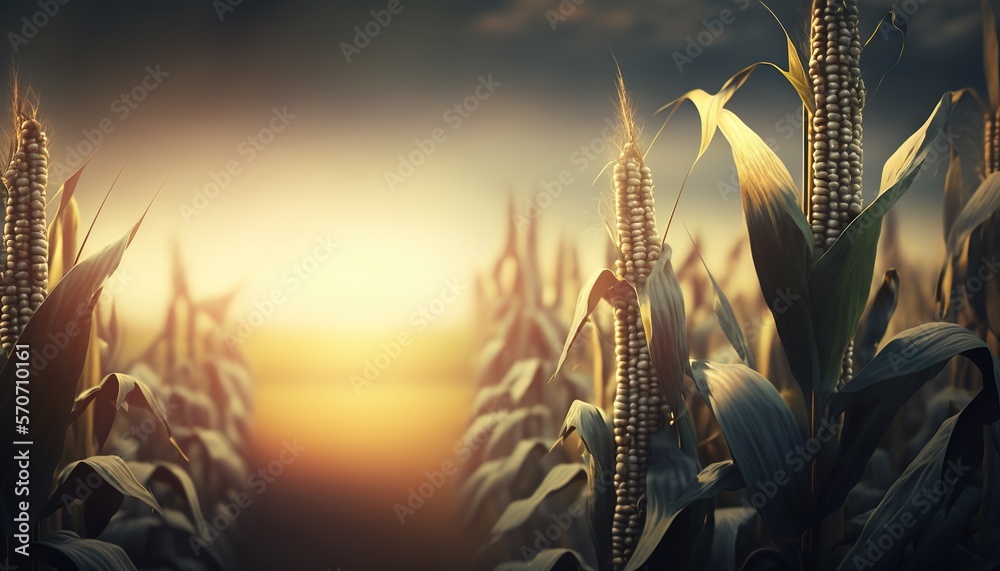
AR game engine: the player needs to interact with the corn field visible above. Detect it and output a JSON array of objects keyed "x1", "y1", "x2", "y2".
[
  {"x1": 461, "y1": 1, "x2": 1000, "y2": 570},
  {"x1": 3, "y1": 1, "x2": 1000, "y2": 570}
]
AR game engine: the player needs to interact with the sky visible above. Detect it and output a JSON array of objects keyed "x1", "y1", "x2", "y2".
[{"x1": 0, "y1": 0, "x2": 989, "y2": 332}]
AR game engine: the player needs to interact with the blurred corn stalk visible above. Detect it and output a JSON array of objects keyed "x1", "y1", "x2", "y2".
[
  {"x1": 460, "y1": 193, "x2": 596, "y2": 555},
  {"x1": 936, "y1": 0, "x2": 1000, "y2": 378},
  {"x1": 96, "y1": 242, "x2": 253, "y2": 570}
]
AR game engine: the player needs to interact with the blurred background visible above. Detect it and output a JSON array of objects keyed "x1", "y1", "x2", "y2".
[{"x1": 0, "y1": 0, "x2": 988, "y2": 568}]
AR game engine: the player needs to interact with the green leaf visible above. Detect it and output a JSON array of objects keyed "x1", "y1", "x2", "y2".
[
  {"x1": 714, "y1": 108, "x2": 817, "y2": 399},
  {"x1": 483, "y1": 405, "x2": 551, "y2": 462},
  {"x1": 811, "y1": 93, "x2": 955, "y2": 393},
  {"x1": 554, "y1": 401, "x2": 614, "y2": 569},
  {"x1": 945, "y1": 172, "x2": 1000, "y2": 256},
  {"x1": 172, "y1": 427, "x2": 247, "y2": 490},
  {"x1": 128, "y1": 461, "x2": 209, "y2": 540},
  {"x1": 460, "y1": 438, "x2": 549, "y2": 525},
  {"x1": 72, "y1": 373, "x2": 187, "y2": 459},
  {"x1": 825, "y1": 322, "x2": 1000, "y2": 513},
  {"x1": 624, "y1": 449, "x2": 740, "y2": 570},
  {"x1": 494, "y1": 549, "x2": 595, "y2": 571},
  {"x1": 690, "y1": 360, "x2": 814, "y2": 564},
  {"x1": 708, "y1": 507, "x2": 757, "y2": 571},
  {"x1": 942, "y1": 146, "x2": 963, "y2": 240},
  {"x1": 635, "y1": 245, "x2": 690, "y2": 414},
  {"x1": 692, "y1": 240, "x2": 756, "y2": 369},
  {"x1": 835, "y1": 414, "x2": 983, "y2": 571},
  {"x1": 471, "y1": 359, "x2": 544, "y2": 416},
  {"x1": 906, "y1": 486, "x2": 983, "y2": 571},
  {"x1": 487, "y1": 464, "x2": 586, "y2": 540},
  {"x1": 30, "y1": 531, "x2": 137, "y2": 570},
  {"x1": 854, "y1": 269, "x2": 900, "y2": 369},
  {"x1": 0, "y1": 216, "x2": 145, "y2": 533},
  {"x1": 551, "y1": 269, "x2": 620, "y2": 382},
  {"x1": 41, "y1": 456, "x2": 162, "y2": 538}
]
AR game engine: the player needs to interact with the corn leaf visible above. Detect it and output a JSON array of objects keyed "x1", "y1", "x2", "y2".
[
  {"x1": 835, "y1": 412, "x2": 986, "y2": 571},
  {"x1": 945, "y1": 172, "x2": 1000, "y2": 256},
  {"x1": 483, "y1": 405, "x2": 551, "y2": 462},
  {"x1": 625, "y1": 418, "x2": 703, "y2": 571},
  {"x1": 41, "y1": 456, "x2": 162, "y2": 538},
  {"x1": 461, "y1": 438, "x2": 549, "y2": 525},
  {"x1": 552, "y1": 269, "x2": 620, "y2": 382},
  {"x1": 854, "y1": 269, "x2": 900, "y2": 369},
  {"x1": 555, "y1": 400, "x2": 614, "y2": 569},
  {"x1": 624, "y1": 454, "x2": 742, "y2": 571},
  {"x1": 905, "y1": 486, "x2": 983, "y2": 571},
  {"x1": 0, "y1": 215, "x2": 145, "y2": 534},
  {"x1": 985, "y1": 0, "x2": 1000, "y2": 111},
  {"x1": 494, "y1": 549, "x2": 594, "y2": 571},
  {"x1": 759, "y1": 1, "x2": 813, "y2": 112},
  {"x1": 487, "y1": 464, "x2": 586, "y2": 541},
  {"x1": 171, "y1": 427, "x2": 247, "y2": 491},
  {"x1": 811, "y1": 92, "x2": 956, "y2": 393},
  {"x1": 472, "y1": 359, "x2": 544, "y2": 418},
  {"x1": 712, "y1": 108, "x2": 817, "y2": 398},
  {"x1": 943, "y1": 146, "x2": 963, "y2": 240},
  {"x1": 128, "y1": 461, "x2": 209, "y2": 540},
  {"x1": 71, "y1": 373, "x2": 186, "y2": 459},
  {"x1": 29, "y1": 531, "x2": 137, "y2": 571},
  {"x1": 707, "y1": 507, "x2": 757, "y2": 571},
  {"x1": 825, "y1": 322, "x2": 1000, "y2": 514},
  {"x1": 985, "y1": 221, "x2": 1000, "y2": 338},
  {"x1": 635, "y1": 246, "x2": 690, "y2": 414},
  {"x1": 689, "y1": 360, "x2": 814, "y2": 566},
  {"x1": 47, "y1": 157, "x2": 96, "y2": 286},
  {"x1": 693, "y1": 241, "x2": 756, "y2": 370},
  {"x1": 984, "y1": 424, "x2": 1000, "y2": 533},
  {"x1": 48, "y1": 196, "x2": 80, "y2": 286}
]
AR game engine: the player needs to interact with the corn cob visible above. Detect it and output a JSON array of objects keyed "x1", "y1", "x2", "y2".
[
  {"x1": 2, "y1": 115, "x2": 49, "y2": 353},
  {"x1": 807, "y1": 0, "x2": 865, "y2": 388},
  {"x1": 986, "y1": 108, "x2": 1000, "y2": 175},
  {"x1": 609, "y1": 89, "x2": 664, "y2": 570},
  {"x1": 808, "y1": 0, "x2": 864, "y2": 251}
]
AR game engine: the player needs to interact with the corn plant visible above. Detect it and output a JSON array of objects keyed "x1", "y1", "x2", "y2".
[
  {"x1": 635, "y1": 0, "x2": 1000, "y2": 568},
  {"x1": 0, "y1": 89, "x2": 205, "y2": 571},
  {"x1": 488, "y1": 1, "x2": 1000, "y2": 569},
  {"x1": 460, "y1": 207, "x2": 591, "y2": 554},
  {"x1": 479, "y1": 71, "x2": 712, "y2": 571}
]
